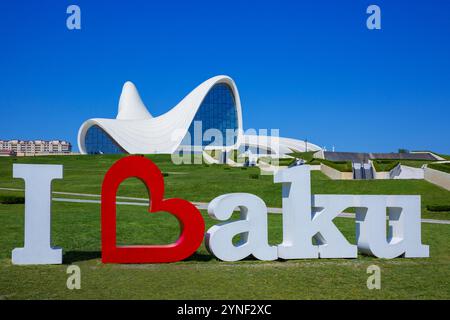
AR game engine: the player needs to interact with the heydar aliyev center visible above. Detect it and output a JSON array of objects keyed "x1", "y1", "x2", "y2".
[{"x1": 77, "y1": 75, "x2": 321, "y2": 157}]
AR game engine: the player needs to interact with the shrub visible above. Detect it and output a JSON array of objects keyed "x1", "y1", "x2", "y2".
[
  {"x1": 426, "y1": 205, "x2": 450, "y2": 212},
  {"x1": 162, "y1": 172, "x2": 169, "y2": 177},
  {"x1": 249, "y1": 173, "x2": 259, "y2": 179},
  {"x1": 0, "y1": 195, "x2": 25, "y2": 204}
]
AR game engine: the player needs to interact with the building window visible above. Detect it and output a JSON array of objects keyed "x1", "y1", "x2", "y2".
[
  {"x1": 182, "y1": 83, "x2": 238, "y2": 147},
  {"x1": 84, "y1": 125, "x2": 126, "y2": 154}
]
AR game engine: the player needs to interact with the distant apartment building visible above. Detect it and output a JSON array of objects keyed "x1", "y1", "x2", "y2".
[{"x1": 0, "y1": 140, "x2": 72, "y2": 156}]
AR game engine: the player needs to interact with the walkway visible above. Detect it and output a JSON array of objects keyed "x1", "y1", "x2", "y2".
[{"x1": 1, "y1": 187, "x2": 449, "y2": 225}]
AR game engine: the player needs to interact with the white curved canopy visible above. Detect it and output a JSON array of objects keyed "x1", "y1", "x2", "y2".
[
  {"x1": 116, "y1": 81, "x2": 152, "y2": 120},
  {"x1": 77, "y1": 75, "x2": 321, "y2": 156},
  {"x1": 78, "y1": 75, "x2": 243, "y2": 154}
]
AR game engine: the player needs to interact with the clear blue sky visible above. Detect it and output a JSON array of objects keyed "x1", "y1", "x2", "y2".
[{"x1": 1, "y1": 0, "x2": 449, "y2": 153}]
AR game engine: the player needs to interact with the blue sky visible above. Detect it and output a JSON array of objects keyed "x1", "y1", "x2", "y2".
[{"x1": 1, "y1": 0, "x2": 449, "y2": 153}]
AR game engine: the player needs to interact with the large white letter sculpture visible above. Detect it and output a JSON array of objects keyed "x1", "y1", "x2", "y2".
[
  {"x1": 275, "y1": 166, "x2": 357, "y2": 259},
  {"x1": 207, "y1": 165, "x2": 429, "y2": 261},
  {"x1": 12, "y1": 164, "x2": 63, "y2": 265},
  {"x1": 205, "y1": 193, "x2": 277, "y2": 261}
]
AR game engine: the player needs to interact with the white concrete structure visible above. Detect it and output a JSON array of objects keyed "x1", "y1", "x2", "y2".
[
  {"x1": 393, "y1": 165, "x2": 425, "y2": 180},
  {"x1": 78, "y1": 75, "x2": 320, "y2": 156},
  {"x1": 424, "y1": 166, "x2": 450, "y2": 191}
]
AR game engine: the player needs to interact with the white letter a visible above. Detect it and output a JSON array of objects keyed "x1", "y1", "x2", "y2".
[
  {"x1": 66, "y1": 5, "x2": 81, "y2": 30},
  {"x1": 366, "y1": 5, "x2": 381, "y2": 30}
]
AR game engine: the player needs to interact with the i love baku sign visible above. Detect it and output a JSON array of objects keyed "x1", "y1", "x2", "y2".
[{"x1": 10, "y1": 156, "x2": 429, "y2": 265}]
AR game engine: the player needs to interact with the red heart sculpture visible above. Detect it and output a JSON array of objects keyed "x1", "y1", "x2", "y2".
[{"x1": 101, "y1": 156, "x2": 205, "y2": 263}]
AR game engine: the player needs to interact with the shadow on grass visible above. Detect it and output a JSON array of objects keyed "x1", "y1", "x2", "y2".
[
  {"x1": 184, "y1": 252, "x2": 216, "y2": 262},
  {"x1": 63, "y1": 251, "x2": 217, "y2": 263},
  {"x1": 64, "y1": 251, "x2": 101, "y2": 264}
]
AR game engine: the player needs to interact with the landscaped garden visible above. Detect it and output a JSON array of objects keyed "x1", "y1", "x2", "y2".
[{"x1": 0, "y1": 154, "x2": 449, "y2": 299}]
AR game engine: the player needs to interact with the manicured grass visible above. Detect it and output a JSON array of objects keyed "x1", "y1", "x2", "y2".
[
  {"x1": 372, "y1": 160, "x2": 399, "y2": 172},
  {"x1": 308, "y1": 159, "x2": 353, "y2": 172},
  {"x1": 396, "y1": 160, "x2": 434, "y2": 168},
  {"x1": 287, "y1": 151, "x2": 317, "y2": 162},
  {"x1": 0, "y1": 201, "x2": 449, "y2": 299},
  {"x1": 274, "y1": 158, "x2": 295, "y2": 166},
  {"x1": 0, "y1": 155, "x2": 449, "y2": 299},
  {"x1": 437, "y1": 153, "x2": 450, "y2": 160},
  {"x1": 0, "y1": 154, "x2": 449, "y2": 219},
  {"x1": 258, "y1": 156, "x2": 295, "y2": 167},
  {"x1": 428, "y1": 163, "x2": 450, "y2": 174}
]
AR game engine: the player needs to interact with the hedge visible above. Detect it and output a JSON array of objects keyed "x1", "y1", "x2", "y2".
[
  {"x1": 0, "y1": 195, "x2": 25, "y2": 204},
  {"x1": 426, "y1": 205, "x2": 450, "y2": 212},
  {"x1": 428, "y1": 163, "x2": 450, "y2": 174}
]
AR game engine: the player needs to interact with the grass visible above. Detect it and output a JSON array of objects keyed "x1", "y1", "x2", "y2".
[
  {"x1": 0, "y1": 200, "x2": 449, "y2": 299},
  {"x1": 372, "y1": 160, "x2": 400, "y2": 172},
  {"x1": 437, "y1": 153, "x2": 450, "y2": 160},
  {"x1": 428, "y1": 163, "x2": 450, "y2": 174},
  {"x1": 287, "y1": 151, "x2": 317, "y2": 162},
  {"x1": 274, "y1": 158, "x2": 296, "y2": 166},
  {"x1": 0, "y1": 154, "x2": 449, "y2": 219},
  {"x1": 308, "y1": 159, "x2": 353, "y2": 172},
  {"x1": 0, "y1": 154, "x2": 449, "y2": 299},
  {"x1": 257, "y1": 156, "x2": 294, "y2": 167},
  {"x1": 396, "y1": 160, "x2": 435, "y2": 168}
]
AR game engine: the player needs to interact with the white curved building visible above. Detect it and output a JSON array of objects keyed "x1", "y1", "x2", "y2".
[{"x1": 77, "y1": 75, "x2": 321, "y2": 156}]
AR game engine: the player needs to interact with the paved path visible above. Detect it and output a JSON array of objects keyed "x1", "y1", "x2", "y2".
[{"x1": 2, "y1": 187, "x2": 450, "y2": 225}]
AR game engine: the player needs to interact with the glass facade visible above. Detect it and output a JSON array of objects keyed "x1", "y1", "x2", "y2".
[
  {"x1": 84, "y1": 125, "x2": 125, "y2": 154},
  {"x1": 183, "y1": 83, "x2": 238, "y2": 147}
]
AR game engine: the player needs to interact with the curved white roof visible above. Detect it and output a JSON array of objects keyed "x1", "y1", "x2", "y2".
[
  {"x1": 77, "y1": 75, "x2": 321, "y2": 156},
  {"x1": 117, "y1": 81, "x2": 153, "y2": 120},
  {"x1": 242, "y1": 134, "x2": 321, "y2": 155},
  {"x1": 78, "y1": 75, "x2": 243, "y2": 154}
]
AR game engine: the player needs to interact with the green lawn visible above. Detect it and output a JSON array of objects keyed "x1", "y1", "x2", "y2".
[
  {"x1": 0, "y1": 201, "x2": 449, "y2": 299},
  {"x1": 372, "y1": 160, "x2": 400, "y2": 172},
  {"x1": 397, "y1": 160, "x2": 435, "y2": 168},
  {"x1": 0, "y1": 155, "x2": 449, "y2": 219},
  {"x1": 437, "y1": 153, "x2": 450, "y2": 160},
  {"x1": 287, "y1": 151, "x2": 317, "y2": 162},
  {"x1": 308, "y1": 159, "x2": 353, "y2": 172},
  {"x1": 0, "y1": 154, "x2": 449, "y2": 299}
]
